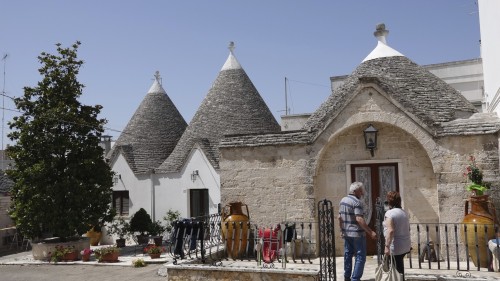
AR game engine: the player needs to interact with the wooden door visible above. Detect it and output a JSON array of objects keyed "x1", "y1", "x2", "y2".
[
  {"x1": 190, "y1": 189, "x2": 209, "y2": 218},
  {"x1": 351, "y1": 163, "x2": 399, "y2": 255}
]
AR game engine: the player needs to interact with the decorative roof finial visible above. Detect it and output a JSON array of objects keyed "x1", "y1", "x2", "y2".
[
  {"x1": 154, "y1": 70, "x2": 162, "y2": 85},
  {"x1": 228, "y1": 41, "x2": 235, "y2": 53},
  {"x1": 374, "y1": 23, "x2": 389, "y2": 44}
]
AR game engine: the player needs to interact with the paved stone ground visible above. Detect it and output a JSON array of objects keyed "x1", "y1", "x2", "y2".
[{"x1": 1, "y1": 245, "x2": 499, "y2": 281}]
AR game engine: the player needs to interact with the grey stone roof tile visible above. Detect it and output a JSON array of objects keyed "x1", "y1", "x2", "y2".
[
  {"x1": 303, "y1": 56, "x2": 477, "y2": 137},
  {"x1": 437, "y1": 113, "x2": 500, "y2": 136},
  {"x1": 158, "y1": 67, "x2": 280, "y2": 172},
  {"x1": 219, "y1": 56, "x2": 493, "y2": 148},
  {"x1": 108, "y1": 79, "x2": 187, "y2": 174},
  {"x1": 220, "y1": 130, "x2": 311, "y2": 148}
]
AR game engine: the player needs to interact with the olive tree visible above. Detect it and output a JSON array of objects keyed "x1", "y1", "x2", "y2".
[{"x1": 7, "y1": 42, "x2": 114, "y2": 241}]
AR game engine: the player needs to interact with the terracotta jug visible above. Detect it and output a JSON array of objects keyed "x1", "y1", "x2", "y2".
[
  {"x1": 86, "y1": 228, "x2": 102, "y2": 246},
  {"x1": 221, "y1": 202, "x2": 250, "y2": 259},
  {"x1": 461, "y1": 195, "x2": 496, "y2": 268}
]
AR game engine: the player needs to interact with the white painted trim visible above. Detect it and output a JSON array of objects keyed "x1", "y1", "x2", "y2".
[{"x1": 345, "y1": 159, "x2": 405, "y2": 207}]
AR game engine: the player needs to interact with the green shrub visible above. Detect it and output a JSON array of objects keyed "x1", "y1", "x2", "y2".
[
  {"x1": 130, "y1": 208, "x2": 152, "y2": 236},
  {"x1": 132, "y1": 258, "x2": 146, "y2": 267}
]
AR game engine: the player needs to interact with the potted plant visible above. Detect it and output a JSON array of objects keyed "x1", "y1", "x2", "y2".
[
  {"x1": 461, "y1": 155, "x2": 497, "y2": 268},
  {"x1": 130, "y1": 208, "x2": 153, "y2": 245},
  {"x1": 50, "y1": 245, "x2": 78, "y2": 263},
  {"x1": 149, "y1": 220, "x2": 166, "y2": 246},
  {"x1": 464, "y1": 155, "x2": 489, "y2": 196},
  {"x1": 143, "y1": 243, "x2": 165, "y2": 259},
  {"x1": 163, "y1": 209, "x2": 181, "y2": 234},
  {"x1": 94, "y1": 245, "x2": 120, "y2": 262},
  {"x1": 108, "y1": 218, "x2": 130, "y2": 248},
  {"x1": 80, "y1": 248, "x2": 93, "y2": 262}
]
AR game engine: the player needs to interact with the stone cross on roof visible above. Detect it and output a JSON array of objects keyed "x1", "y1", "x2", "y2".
[{"x1": 154, "y1": 70, "x2": 162, "y2": 85}]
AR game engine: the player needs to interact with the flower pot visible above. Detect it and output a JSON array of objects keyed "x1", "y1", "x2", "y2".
[
  {"x1": 461, "y1": 195, "x2": 496, "y2": 268},
  {"x1": 97, "y1": 251, "x2": 119, "y2": 263},
  {"x1": 82, "y1": 253, "x2": 91, "y2": 262},
  {"x1": 149, "y1": 253, "x2": 161, "y2": 259},
  {"x1": 221, "y1": 202, "x2": 250, "y2": 259},
  {"x1": 62, "y1": 251, "x2": 78, "y2": 261},
  {"x1": 116, "y1": 238, "x2": 126, "y2": 248},
  {"x1": 137, "y1": 235, "x2": 149, "y2": 245},
  {"x1": 153, "y1": 236, "x2": 162, "y2": 246}
]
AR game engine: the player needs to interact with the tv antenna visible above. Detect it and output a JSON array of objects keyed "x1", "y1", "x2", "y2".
[{"x1": 277, "y1": 77, "x2": 290, "y2": 116}]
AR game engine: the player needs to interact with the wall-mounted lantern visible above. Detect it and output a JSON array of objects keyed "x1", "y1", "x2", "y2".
[
  {"x1": 191, "y1": 170, "x2": 199, "y2": 181},
  {"x1": 363, "y1": 124, "x2": 378, "y2": 157},
  {"x1": 113, "y1": 174, "x2": 121, "y2": 184}
]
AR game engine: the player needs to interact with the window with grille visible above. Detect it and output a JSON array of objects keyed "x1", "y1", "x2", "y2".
[{"x1": 113, "y1": 191, "x2": 129, "y2": 216}]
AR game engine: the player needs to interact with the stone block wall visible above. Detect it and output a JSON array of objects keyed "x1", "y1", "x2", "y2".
[
  {"x1": 219, "y1": 86, "x2": 500, "y2": 259},
  {"x1": 220, "y1": 144, "x2": 314, "y2": 228},
  {"x1": 165, "y1": 265, "x2": 318, "y2": 281}
]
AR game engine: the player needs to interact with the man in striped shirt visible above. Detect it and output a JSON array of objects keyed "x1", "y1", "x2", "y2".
[{"x1": 338, "y1": 182, "x2": 377, "y2": 281}]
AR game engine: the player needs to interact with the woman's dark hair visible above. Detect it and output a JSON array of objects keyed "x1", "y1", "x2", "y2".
[{"x1": 386, "y1": 191, "x2": 402, "y2": 208}]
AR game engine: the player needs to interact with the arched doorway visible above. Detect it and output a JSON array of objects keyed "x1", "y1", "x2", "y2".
[{"x1": 350, "y1": 162, "x2": 400, "y2": 254}]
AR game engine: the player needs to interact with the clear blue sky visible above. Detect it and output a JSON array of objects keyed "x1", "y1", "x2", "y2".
[{"x1": 0, "y1": 0, "x2": 480, "y2": 145}]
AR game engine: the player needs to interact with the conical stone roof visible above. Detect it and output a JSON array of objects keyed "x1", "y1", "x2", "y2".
[
  {"x1": 158, "y1": 43, "x2": 280, "y2": 172},
  {"x1": 304, "y1": 24, "x2": 477, "y2": 136},
  {"x1": 109, "y1": 72, "x2": 187, "y2": 174}
]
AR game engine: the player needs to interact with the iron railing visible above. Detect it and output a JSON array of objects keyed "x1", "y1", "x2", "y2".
[
  {"x1": 166, "y1": 214, "x2": 319, "y2": 268},
  {"x1": 374, "y1": 197, "x2": 500, "y2": 273},
  {"x1": 407, "y1": 222, "x2": 500, "y2": 272}
]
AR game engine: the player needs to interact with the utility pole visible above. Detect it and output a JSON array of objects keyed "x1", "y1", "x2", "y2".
[
  {"x1": 1, "y1": 54, "x2": 7, "y2": 170},
  {"x1": 285, "y1": 77, "x2": 289, "y2": 115}
]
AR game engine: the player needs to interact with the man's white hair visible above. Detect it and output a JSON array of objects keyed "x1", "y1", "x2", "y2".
[{"x1": 349, "y1": 181, "x2": 364, "y2": 194}]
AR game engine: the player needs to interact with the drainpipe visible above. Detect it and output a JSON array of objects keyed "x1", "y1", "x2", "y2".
[{"x1": 150, "y1": 168, "x2": 155, "y2": 221}]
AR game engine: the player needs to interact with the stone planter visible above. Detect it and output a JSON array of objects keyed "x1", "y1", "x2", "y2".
[{"x1": 31, "y1": 238, "x2": 90, "y2": 261}]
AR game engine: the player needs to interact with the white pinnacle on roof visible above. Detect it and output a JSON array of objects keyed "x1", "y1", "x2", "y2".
[
  {"x1": 147, "y1": 70, "x2": 167, "y2": 94},
  {"x1": 362, "y1": 23, "x2": 404, "y2": 62},
  {"x1": 221, "y1": 41, "x2": 242, "y2": 71}
]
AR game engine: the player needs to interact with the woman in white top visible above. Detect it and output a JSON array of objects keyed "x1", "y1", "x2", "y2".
[{"x1": 383, "y1": 191, "x2": 411, "y2": 279}]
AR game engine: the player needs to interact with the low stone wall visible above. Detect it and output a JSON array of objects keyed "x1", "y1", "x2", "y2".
[
  {"x1": 164, "y1": 264, "x2": 318, "y2": 281},
  {"x1": 31, "y1": 237, "x2": 90, "y2": 260}
]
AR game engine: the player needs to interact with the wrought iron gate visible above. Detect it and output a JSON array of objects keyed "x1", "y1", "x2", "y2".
[
  {"x1": 318, "y1": 199, "x2": 336, "y2": 281},
  {"x1": 375, "y1": 197, "x2": 386, "y2": 264}
]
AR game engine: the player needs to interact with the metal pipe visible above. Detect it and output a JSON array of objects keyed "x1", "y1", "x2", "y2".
[{"x1": 150, "y1": 168, "x2": 155, "y2": 221}]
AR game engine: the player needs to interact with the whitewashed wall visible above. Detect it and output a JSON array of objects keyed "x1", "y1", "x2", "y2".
[
  {"x1": 479, "y1": 0, "x2": 500, "y2": 114},
  {"x1": 111, "y1": 154, "x2": 151, "y2": 219},
  {"x1": 156, "y1": 146, "x2": 220, "y2": 220},
  {"x1": 110, "y1": 145, "x2": 221, "y2": 230}
]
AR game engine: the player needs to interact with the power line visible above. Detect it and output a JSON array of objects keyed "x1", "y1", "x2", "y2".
[
  {"x1": 286, "y1": 78, "x2": 329, "y2": 88},
  {"x1": 0, "y1": 105, "x2": 130, "y2": 138}
]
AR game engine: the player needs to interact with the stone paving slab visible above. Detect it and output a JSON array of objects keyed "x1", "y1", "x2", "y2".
[{"x1": 1, "y1": 246, "x2": 499, "y2": 280}]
